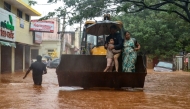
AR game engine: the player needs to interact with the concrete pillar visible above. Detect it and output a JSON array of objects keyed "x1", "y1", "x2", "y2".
[
  {"x1": 23, "y1": 45, "x2": 25, "y2": 72},
  {"x1": 188, "y1": 57, "x2": 190, "y2": 70},
  {"x1": 11, "y1": 47, "x2": 15, "y2": 73},
  {"x1": 30, "y1": 47, "x2": 31, "y2": 65},
  {"x1": 0, "y1": 45, "x2": 1, "y2": 74}
]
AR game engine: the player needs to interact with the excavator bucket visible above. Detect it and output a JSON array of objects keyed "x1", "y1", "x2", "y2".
[{"x1": 56, "y1": 54, "x2": 147, "y2": 89}]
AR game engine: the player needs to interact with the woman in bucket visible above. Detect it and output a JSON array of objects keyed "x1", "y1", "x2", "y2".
[{"x1": 122, "y1": 31, "x2": 140, "y2": 72}]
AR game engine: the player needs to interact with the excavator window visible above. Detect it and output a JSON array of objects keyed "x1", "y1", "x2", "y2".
[
  {"x1": 86, "y1": 34, "x2": 105, "y2": 47},
  {"x1": 97, "y1": 36, "x2": 105, "y2": 46},
  {"x1": 82, "y1": 34, "x2": 107, "y2": 55}
]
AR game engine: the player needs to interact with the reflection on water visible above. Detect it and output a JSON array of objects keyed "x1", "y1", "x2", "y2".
[
  {"x1": 0, "y1": 69, "x2": 190, "y2": 109},
  {"x1": 59, "y1": 86, "x2": 84, "y2": 91},
  {"x1": 57, "y1": 89, "x2": 147, "y2": 109},
  {"x1": 58, "y1": 86, "x2": 144, "y2": 92},
  {"x1": 122, "y1": 87, "x2": 144, "y2": 92},
  {"x1": 59, "y1": 87, "x2": 144, "y2": 92}
]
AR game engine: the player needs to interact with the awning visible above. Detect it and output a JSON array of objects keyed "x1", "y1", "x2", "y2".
[
  {"x1": 0, "y1": 41, "x2": 16, "y2": 48},
  {"x1": 4, "y1": 0, "x2": 41, "y2": 16}
]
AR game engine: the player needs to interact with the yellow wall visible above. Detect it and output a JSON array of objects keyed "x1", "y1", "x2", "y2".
[
  {"x1": 11, "y1": 5, "x2": 29, "y2": 20},
  {"x1": 15, "y1": 18, "x2": 34, "y2": 45},
  {"x1": 0, "y1": 0, "x2": 3, "y2": 8},
  {"x1": 11, "y1": 5, "x2": 34, "y2": 45},
  {"x1": 1, "y1": 0, "x2": 38, "y2": 45}
]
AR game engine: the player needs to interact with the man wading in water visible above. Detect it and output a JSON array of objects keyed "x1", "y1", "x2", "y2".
[{"x1": 23, "y1": 55, "x2": 47, "y2": 85}]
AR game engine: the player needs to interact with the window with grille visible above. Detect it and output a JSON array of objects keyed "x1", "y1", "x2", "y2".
[
  {"x1": 25, "y1": 14, "x2": 30, "y2": 22},
  {"x1": 17, "y1": 9, "x2": 22, "y2": 18},
  {"x1": 4, "y1": 2, "x2": 11, "y2": 12}
]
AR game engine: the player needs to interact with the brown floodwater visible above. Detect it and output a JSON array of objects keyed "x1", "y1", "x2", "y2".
[{"x1": 0, "y1": 69, "x2": 190, "y2": 109}]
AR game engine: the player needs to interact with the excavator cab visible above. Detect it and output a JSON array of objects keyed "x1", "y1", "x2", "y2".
[
  {"x1": 80, "y1": 20, "x2": 124, "y2": 55},
  {"x1": 81, "y1": 34, "x2": 107, "y2": 55},
  {"x1": 80, "y1": 21, "x2": 107, "y2": 55},
  {"x1": 56, "y1": 15, "x2": 147, "y2": 89}
]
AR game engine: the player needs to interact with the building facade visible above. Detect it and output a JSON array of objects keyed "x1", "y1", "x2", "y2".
[
  {"x1": 38, "y1": 18, "x2": 81, "y2": 59},
  {"x1": 38, "y1": 18, "x2": 61, "y2": 58},
  {"x1": 62, "y1": 31, "x2": 78, "y2": 54},
  {"x1": 0, "y1": 0, "x2": 41, "y2": 73},
  {"x1": 41, "y1": 31, "x2": 76, "y2": 56}
]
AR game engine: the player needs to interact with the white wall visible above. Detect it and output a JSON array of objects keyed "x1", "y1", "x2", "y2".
[{"x1": 39, "y1": 40, "x2": 61, "y2": 58}]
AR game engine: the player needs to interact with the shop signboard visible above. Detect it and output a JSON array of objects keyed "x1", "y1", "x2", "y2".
[
  {"x1": 34, "y1": 32, "x2": 42, "y2": 44},
  {"x1": 30, "y1": 20, "x2": 54, "y2": 33},
  {"x1": 0, "y1": 8, "x2": 16, "y2": 42}
]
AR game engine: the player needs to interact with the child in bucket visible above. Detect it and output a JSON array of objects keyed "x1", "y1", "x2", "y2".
[{"x1": 104, "y1": 38, "x2": 121, "y2": 72}]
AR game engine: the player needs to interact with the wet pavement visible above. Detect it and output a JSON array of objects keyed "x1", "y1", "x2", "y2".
[{"x1": 0, "y1": 69, "x2": 190, "y2": 109}]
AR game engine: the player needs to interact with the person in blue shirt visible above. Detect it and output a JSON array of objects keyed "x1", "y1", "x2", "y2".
[{"x1": 105, "y1": 25, "x2": 123, "y2": 72}]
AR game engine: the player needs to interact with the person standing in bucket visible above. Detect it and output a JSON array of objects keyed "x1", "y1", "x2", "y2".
[
  {"x1": 105, "y1": 25, "x2": 123, "y2": 72},
  {"x1": 104, "y1": 38, "x2": 121, "y2": 72},
  {"x1": 122, "y1": 31, "x2": 140, "y2": 72},
  {"x1": 23, "y1": 55, "x2": 47, "y2": 85}
]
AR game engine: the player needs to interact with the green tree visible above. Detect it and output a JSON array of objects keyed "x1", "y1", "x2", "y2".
[
  {"x1": 114, "y1": 10, "x2": 190, "y2": 59},
  {"x1": 118, "y1": 0, "x2": 190, "y2": 23},
  {"x1": 29, "y1": 0, "x2": 37, "y2": 6},
  {"x1": 30, "y1": 0, "x2": 190, "y2": 59},
  {"x1": 30, "y1": 0, "x2": 190, "y2": 23}
]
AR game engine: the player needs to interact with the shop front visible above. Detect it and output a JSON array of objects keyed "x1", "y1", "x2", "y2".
[
  {"x1": 0, "y1": 8, "x2": 16, "y2": 73},
  {"x1": 1, "y1": 45, "x2": 12, "y2": 73},
  {"x1": 14, "y1": 43, "x2": 23, "y2": 72},
  {"x1": 25, "y1": 45, "x2": 30, "y2": 69},
  {"x1": 14, "y1": 43, "x2": 32, "y2": 72}
]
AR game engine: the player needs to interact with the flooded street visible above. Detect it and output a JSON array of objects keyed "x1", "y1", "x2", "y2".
[{"x1": 0, "y1": 69, "x2": 190, "y2": 109}]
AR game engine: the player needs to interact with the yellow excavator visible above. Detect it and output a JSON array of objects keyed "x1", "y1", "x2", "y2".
[
  {"x1": 56, "y1": 14, "x2": 147, "y2": 89},
  {"x1": 80, "y1": 20, "x2": 107, "y2": 55},
  {"x1": 80, "y1": 17, "x2": 124, "y2": 55}
]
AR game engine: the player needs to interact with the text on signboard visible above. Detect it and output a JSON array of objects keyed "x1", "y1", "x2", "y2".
[
  {"x1": 0, "y1": 28, "x2": 14, "y2": 39},
  {"x1": 34, "y1": 23, "x2": 52, "y2": 30}
]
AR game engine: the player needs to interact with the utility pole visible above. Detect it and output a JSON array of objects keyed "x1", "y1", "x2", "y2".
[
  {"x1": 79, "y1": 21, "x2": 82, "y2": 51},
  {"x1": 59, "y1": 9, "x2": 66, "y2": 58}
]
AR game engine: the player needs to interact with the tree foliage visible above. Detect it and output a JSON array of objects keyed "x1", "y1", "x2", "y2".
[
  {"x1": 29, "y1": 0, "x2": 37, "y2": 6},
  {"x1": 30, "y1": 0, "x2": 190, "y2": 24},
  {"x1": 39, "y1": 0, "x2": 190, "y2": 24},
  {"x1": 113, "y1": 10, "x2": 190, "y2": 59},
  {"x1": 118, "y1": 0, "x2": 190, "y2": 23},
  {"x1": 30, "y1": 0, "x2": 190, "y2": 59}
]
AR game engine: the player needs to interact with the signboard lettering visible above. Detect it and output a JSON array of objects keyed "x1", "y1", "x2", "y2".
[
  {"x1": 30, "y1": 20, "x2": 54, "y2": 33},
  {"x1": 0, "y1": 8, "x2": 16, "y2": 42}
]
